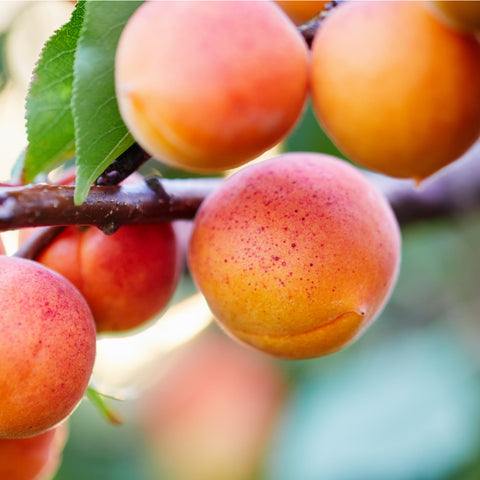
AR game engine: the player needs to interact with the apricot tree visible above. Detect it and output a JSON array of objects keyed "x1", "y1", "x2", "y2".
[{"x1": 0, "y1": 0, "x2": 479, "y2": 477}]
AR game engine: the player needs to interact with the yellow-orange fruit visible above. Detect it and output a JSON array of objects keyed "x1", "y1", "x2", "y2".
[
  {"x1": 188, "y1": 153, "x2": 401, "y2": 360},
  {"x1": 275, "y1": 1, "x2": 328, "y2": 25},
  {"x1": 115, "y1": 1, "x2": 309, "y2": 172},
  {"x1": 0, "y1": 257, "x2": 96, "y2": 438},
  {"x1": 424, "y1": 1, "x2": 480, "y2": 33},
  {"x1": 140, "y1": 332, "x2": 285, "y2": 480},
  {"x1": 37, "y1": 223, "x2": 183, "y2": 334},
  {"x1": 310, "y1": 1, "x2": 480, "y2": 181},
  {"x1": 0, "y1": 423, "x2": 67, "y2": 480}
]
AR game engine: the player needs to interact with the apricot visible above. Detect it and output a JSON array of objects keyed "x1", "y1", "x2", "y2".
[
  {"x1": 275, "y1": 1, "x2": 328, "y2": 25},
  {"x1": 140, "y1": 332, "x2": 285, "y2": 480},
  {"x1": 310, "y1": 1, "x2": 480, "y2": 181},
  {"x1": 37, "y1": 223, "x2": 183, "y2": 333},
  {"x1": 188, "y1": 153, "x2": 401, "y2": 360},
  {"x1": 0, "y1": 423, "x2": 67, "y2": 480},
  {"x1": 424, "y1": 1, "x2": 480, "y2": 33},
  {"x1": 0, "y1": 256, "x2": 96, "y2": 438},
  {"x1": 115, "y1": 1, "x2": 309, "y2": 172}
]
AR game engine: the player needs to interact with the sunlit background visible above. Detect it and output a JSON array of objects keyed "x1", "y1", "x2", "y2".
[{"x1": 2, "y1": 3, "x2": 480, "y2": 480}]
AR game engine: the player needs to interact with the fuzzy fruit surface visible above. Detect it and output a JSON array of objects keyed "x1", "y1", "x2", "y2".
[
  {"x1": 311, "y1": 1, "x2": 480, "y2": 181},
  {"x1": 0, "y1": 257, "x2": 96, "y2": 438},
  {"x1": 37, "y1": 223, "x2": 182, "y2": 334},
  {"x1": 425, "y1": 1, "x2": 480, "y2": 33},
  {"x1": 275, "y1": 1, "x2": 328, "y2": 25},
  {"x1": 0, "y1": 424, "x2": 67, "y2": 480},
  {"x1": 115, "y1": 1, "x2": 309, "y2": 172},
  {"x1": 188, "y1": 153, "x2": 401, "y2": 359}
]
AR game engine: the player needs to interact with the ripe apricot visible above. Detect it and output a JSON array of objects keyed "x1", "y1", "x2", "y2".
[
  {"x1": 310, "y1": 1, "x2": 480, "y2": 181},
  {"x1": 0, "y1": 423, "x2": 67, "y2": 480},
  {"x1": 275, "y1": 1, "x2": 328, "y2": 25},
  {"x1": 140, "y1": 332, "x2": 285, "y2": 480},
  {"x1": 0, "y1": 256, "x2": 96, "y2": 438},
  {"x1": 424, "y1": 1, "x2": 480, "y2": 33},
  {"x1": 115, "y1": 1, "x2": 309, "y2": 172},
  {"x1": 188, "y1": 153, "x2": 401, "y2": 360},
  {"x1": 37, "y1": 223, "x2": 183, "y2": 334}
]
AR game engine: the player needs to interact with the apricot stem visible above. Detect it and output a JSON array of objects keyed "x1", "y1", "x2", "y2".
[
  {"x1": 298, "y1": 0, "x2": 346, "y2": 46},
  {"x1": 95, "y1": 143, "x2": 151, "y2": 186},
  {"x1": 86, "y1": 387, "x2": 123, "y2": 426}
]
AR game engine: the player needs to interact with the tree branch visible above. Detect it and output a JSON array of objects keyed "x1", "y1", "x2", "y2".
[
  {"x1": 1, "y1": 148, "x2": 480, "y2": 239},
  {"x1": 0, "y1": 177, "x2": 221, "y2": 233}
]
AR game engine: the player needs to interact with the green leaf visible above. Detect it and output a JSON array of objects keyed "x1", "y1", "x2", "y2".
[
  {"x1": 0, "y1": 32, "x2": 10, "y2": 93},
  {"x1": 72, "y1": 1, "x2": 142, "y2": 205},
  {"x1": 22, "y1": 1, "x2": 86, "y2": 183}
]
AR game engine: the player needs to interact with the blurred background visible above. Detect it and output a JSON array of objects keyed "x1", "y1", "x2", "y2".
[{"x1": 2, "y1": 2, "x2": 480, "y2": 480}]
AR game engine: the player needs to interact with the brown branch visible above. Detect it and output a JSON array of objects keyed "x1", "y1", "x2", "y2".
[
  {"x1": 369, "y1": 145, "x2": 480, "y2": 226},
  {"x1": 95, "y1": 143, "x2": 151, "y2": 186},
  {"x1": 0, "y1": 177, "x2": 221, "y2": 233},
  {"x1": 299, "y1": 0, "x2": 346, "y2": 46},
  {"x1": 2, "y1": 145, "x2": 480, "y2": 249}
]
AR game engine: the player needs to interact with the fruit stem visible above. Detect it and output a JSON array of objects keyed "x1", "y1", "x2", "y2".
[{"x1": 86, "y1": 387, "x2": 123, "y2": 426}]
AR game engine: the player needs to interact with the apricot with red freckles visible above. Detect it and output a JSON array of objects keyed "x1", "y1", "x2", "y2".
[
  {"x1": 0, "y1": 256, "x2": 96, "y2": 438},
  {"x1": 188, "y1": 153, "x2": 401, "y2": 359}
]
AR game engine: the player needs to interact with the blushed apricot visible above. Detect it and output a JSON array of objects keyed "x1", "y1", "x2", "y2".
[
  {"x1": 140, "y1": 332, "x2": 285, "y2": 480},
  {"x1": 188, "y1": 153, "x2": 401, "y2": 360},
  {"x1": 275, "y1": 1, "x2": 328, "y2": 25},
  {"x1": 310, "y1": 1, "x2": 480, "y2": 181},
  {"x1": 424, "y1": 1, "x2": 480, "y2": 33},
  {"x1": 37, "y1": 223, "x2": 183, "y2": 334},
  {"x1": 0, "y1": 423, "x2": 67, "y2": 480},
  {"x1": 115, "y1": 1, "x2": 309, "y2": 172},
  {"x1": 0, "y1": 256, "x2": 96, "y2": 438}
]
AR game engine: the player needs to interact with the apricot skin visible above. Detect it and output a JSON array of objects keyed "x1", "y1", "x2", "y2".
[
  {"x1": 0, "y1": 423, "x2": 67, "y2": 480},
  {"x1": 115, "y1": 1, "x2": 309, "y2": 172},
  {"x1": 310, "y1": 1, "x2": 480, "y2": 181},
  {"x1": 424, "y1": 1, "x2": 480, "y2": 33},
  {"x1": 188, "y1": 153, "x2": 401, "y2": 360},
  {"x1": 274, "y1": 1, "x2": 328, "y2": 25},
  {"x1": 0, "y1": 256, "x2": 96, "y2": 438},
  {"x1": 37, "y1": 223, "x2": 183, "y2": 334}
]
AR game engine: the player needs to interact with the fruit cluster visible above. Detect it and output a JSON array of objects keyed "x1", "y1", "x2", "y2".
[
  {"x1": 115, "y1": 0, "x2": 479, "y2": 358},
  {"x1": 1, "y1": 0, "x2": 479, "y2": 476}
]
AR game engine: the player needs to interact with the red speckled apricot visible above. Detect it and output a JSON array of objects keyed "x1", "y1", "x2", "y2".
[
  {"x1": 0, "y1": 257, "x2": 96, "y2": 438},
  {"x1": 115, "y1": 1, "x2": 309, "y2": 172},
  {"x1": 188, "y1": 153, "x2": 401, "y2": 359}
]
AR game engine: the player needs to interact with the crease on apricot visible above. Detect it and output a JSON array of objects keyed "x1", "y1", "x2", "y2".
[{"x1": 228, "y1": 309, "x2": 368, "y2": 359}]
